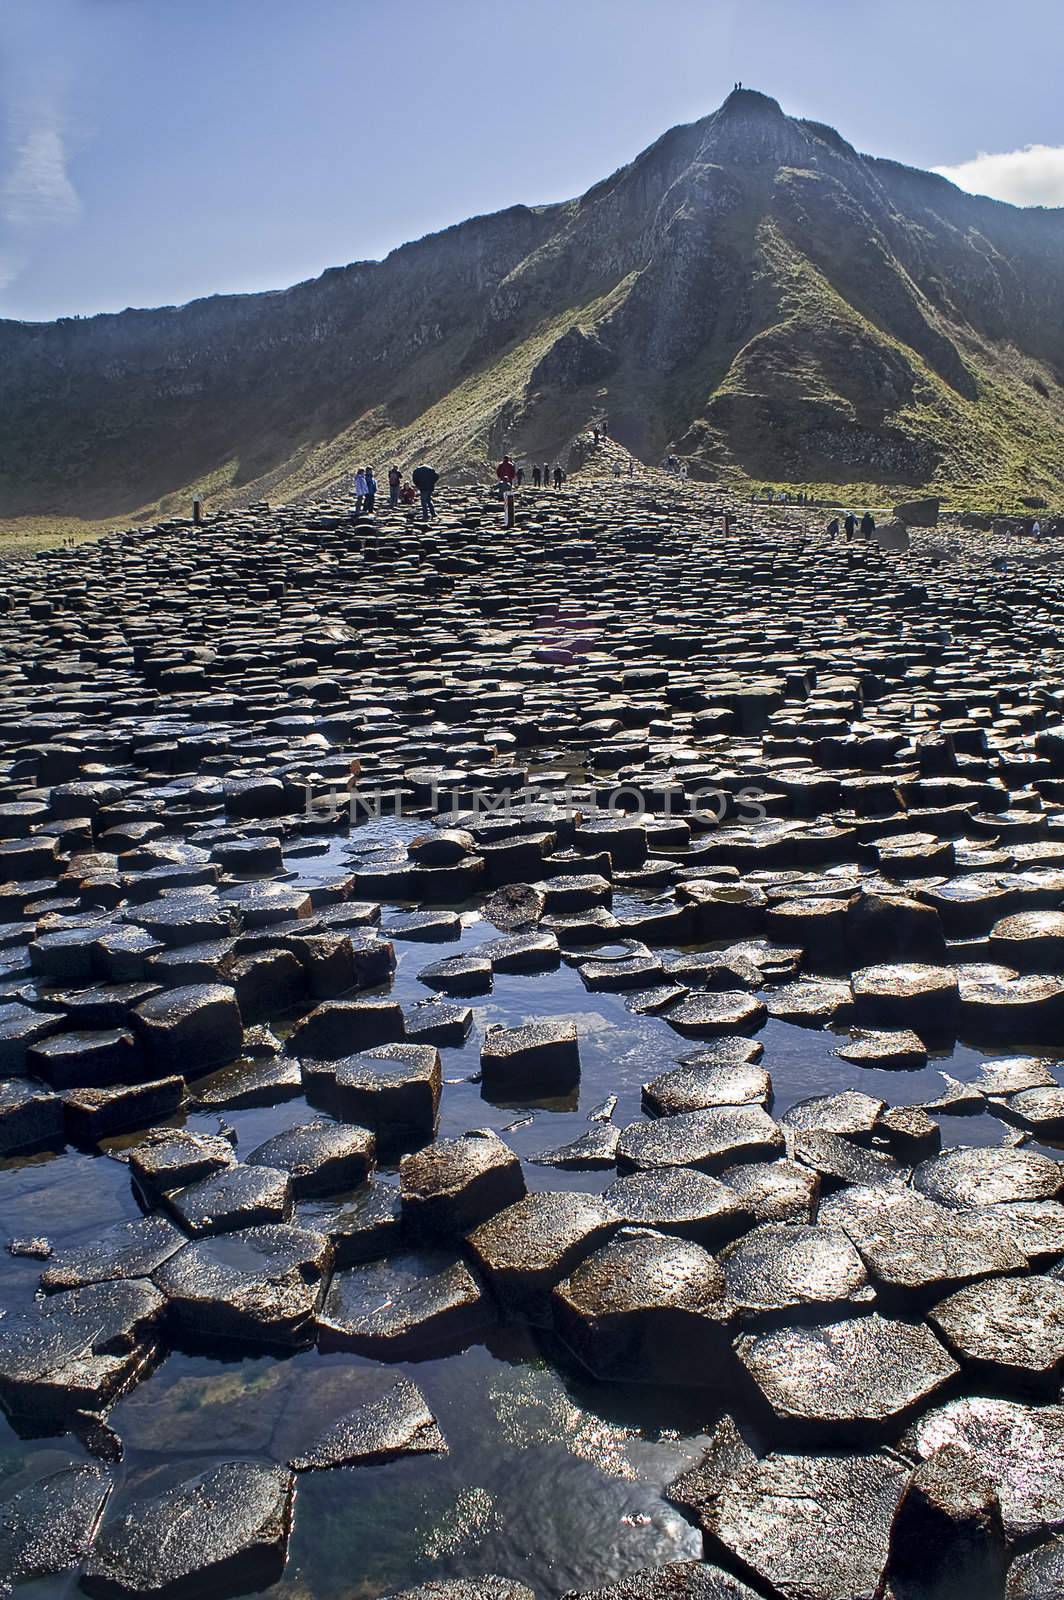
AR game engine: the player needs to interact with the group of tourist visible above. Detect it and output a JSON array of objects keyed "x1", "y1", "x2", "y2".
[
  {"x1": 826, "y1": 510, "x2": 877, "y2": 540},
  {"x1": 495, "y1": 456, "x2": 566, "y2": 491},
  {"x1": 353, "y1": 464, "x2": 440, "y2": 519}
]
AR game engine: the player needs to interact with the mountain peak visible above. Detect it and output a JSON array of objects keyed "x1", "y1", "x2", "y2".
[{"x1": 717, "y1": 87, "x2": 785, "y2": 119}]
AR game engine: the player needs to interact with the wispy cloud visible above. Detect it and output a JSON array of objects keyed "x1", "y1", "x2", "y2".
[
  {"x1": 933, "y1": 144, "x2": 1064, "y2": 208},
  {"x1": 1, "y1": 118, "x2": 81, "y2": 227}
]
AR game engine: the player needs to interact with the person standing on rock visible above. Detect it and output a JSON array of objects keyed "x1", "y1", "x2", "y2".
[
  {"x1": 861, "y1": 510, "x2": 876, "y2": 538},
  {"x1": 388, "y1": 466, "x2": 401, "y2": 508},
  {"x1": 516, "y1": 465, "x2": 525, "y2": 487},
  {"x1": 542, "y1": 463, "x2": 551, "y2": 488},
  {"x1": 532, "y1": 465, "x2": 541, "y2": 488},
  {"x1": 553, "y1": 466, "x2": 564, "y2": 488},
  {"x1": 354, "y1": 468, "x2": 369, "y2": 516},
  {"x1": 411, "y1": 464, "x2": 439, "y2": 520},
  {"x1": 496, "y1": 456, "x2": 516, "y2": 495},
  {"x1": 827, "y1": 516, "x2": 840, "y2": 538},
  {"x1": 844, "y1": 511, "x2": 857, "y2": 541},
  {"x1": 364, "y1": 468, "x2": 377, "y2": 513}
]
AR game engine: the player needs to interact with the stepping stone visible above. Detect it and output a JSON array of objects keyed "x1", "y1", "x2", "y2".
[
  {"x1": 82, "y1": 1460, "x2": 294, "y2": 1599},
  {"x1": 833, "y1": 1028, "x2": 927, "y2": 1067},
  {"x1": 402, "y1": 1000, "x2": 473, "y2": 1046},
  {"x1": 303, "y1": 1178, "x2": 402, "y2": 1266},
  {"x1": 0, "y1": 1278, "x2": 165, "y2": 1422},
  {"x1": 287, "y1": 996, "x2": 404, "y2": 1058},
  {"x1": 0, "y1": 1000, "x2": 64, "y2": 1072},
  {"x1": 990, "y1": 910, "x2": 1064, "y2": 971},
  {"x1": 129, "y1": 1128, "x2": 236, "y2": 1201},
  {"x1": 603, "y1": 1168, "x2": 752, "y2": 1245},
  {"x1": 913, "y1": 1145, "x2": 1063, "y2": 1209},
  {"x1": 618, "y1": 1107, "x2": 784, "y2": 1174},
  {"x1": 328, "y1": 1043, "x2": 441, "y2": 1153},
  {"x1": 289, "y1": 1373, "x2": 446, "y2": 1469},
  {"x1": 664, "y1": 991, "x2": 767, "y2": 1038},
  {"x1": 792, "y1": 1129, "x2": 908, "y2": 1189},
  {"x1": 41, "y1": 1215, "x2": 186, "y2": 1290},
  {"x1": 993, "y1": 1085, "x2": 1064, "y2": 1135},
  {"x1": 466, "y1": 1191, "x2": 617, "y2": 1324},
  {"x1": 0, "y1": 1463, "x2": 113, "y2": 1589},
  {"x1": 642, "y1": 1061, "x2": 771, "y2": 1116},
  {"x1": 247, "y1": 1119, "x2": 374, "y2": 1197},
  {"x1": 851, "y1": 963, "x2": 960, "y2": 1036},
  {"x1": 553, "y1": 1230, "x2": 733, "y2": 1383},
  {"x1": 664, "y1": 1414, "x2": 758, "y2": 1532},
  {"x1": 972, "y1": 1056, "x2": 1057, "y2": 1095},
  {"x1": 561, "y1": 1562, "x2": 761, "y2": 1600},
  {"x1": 530, "y1": 1125, "x2": 620, "y2": 1168},
  {"x1": 189, "y1": 1053, "x2": 303, "y2": 1109},
  {"x1": 417, "y1": 955, "x2": 493, "y2": 994},
  {"x1": 386, "y1": 1583, "x2": 535, "y2": 1600},
  {"x1": 480, "y1": 1018, "x2": 580, "y2": 1099},
  {"x1": 765, "y1": 978, "x2": 854, "y2": 1025},
  {"x1": 929, "y1": 1273, "x2": 1064, "y2": 1386},
  {"x1": 903, "y1": 1397, "x2": 1064, "y2": 1538},
  {"x1": 1009, "y1": 1538, "x2": 1064, "y2": 1599},
  {"x1": 721, "y1": 1222, "x2": 871, "y2": 1316},
  {"x1": 883, "y1": 1444, "x2": 1007, "y2": 1600},
  {"x1": 819, "y1": 1184, "x2": 1028, "y2": 1291},
  {"x1": 0, "y1": 1077, "x2": 64, "y2": 1156},
  {"x1": 133, "y1": 982, "x2": 243, "y2": 1072},
  {"x1": 62, "y1": 1075, "x2": 184, "y2": 1141},
  {"x1": 166, "y1": 1162, "x2": 293, "y2": 1236},
  {"x1": 153, "y1": 1223, "x2": 331, "y2": 1346},
  {"x1": 719, "y1": 1159, "x2": 819, "y2": 1222},
  {"x1": 708, "y1": 1451, "x2": 908, "y2": 1600},
  {"x1": 27, "y1": 1027, "x2": 143, "y2": 1090},
  {"x1": 318, "y1": 1251, "x2": 491, "y2": 1355},
  {"x1": 400, "y1": 1130, "x2": 525, "y2": 1241},
  {"x1": 781, "y1": 1091, "x2": 884, "y2": 1142},
  {"x1": 738, "y1": 1313, "x2": 958, "y2": 1431}
]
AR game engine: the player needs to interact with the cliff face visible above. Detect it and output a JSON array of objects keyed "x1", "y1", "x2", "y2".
[{"x1": 3, "y1": 88, "x2": 1063, "y2": 519}]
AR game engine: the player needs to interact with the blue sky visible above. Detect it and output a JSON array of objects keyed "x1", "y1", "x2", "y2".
[{"x1": 1, "y1": 0, "x2": 1062, "y2": 322}]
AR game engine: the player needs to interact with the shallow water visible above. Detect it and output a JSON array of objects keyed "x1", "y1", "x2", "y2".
[{"x1": 4, "y1": 816, "x2": 1063, "y2": 1598}]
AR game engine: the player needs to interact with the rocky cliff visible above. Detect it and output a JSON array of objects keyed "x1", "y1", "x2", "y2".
[{"x1": 2, "y1": 89, "x2": 1063, "y2": 520}]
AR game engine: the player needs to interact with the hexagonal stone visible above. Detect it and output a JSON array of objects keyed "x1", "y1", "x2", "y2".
[
  {"x1": 972, "y1": 1056, "x2": 1056, "y2": 1096},
  {"x1": 1008, "y1": 1537, "x2": 1064, "y2": 1599},
  {"x1": 664, "y1": 1414, "x2": 758, "y2": 1533},
  {"x1": 480, "y1": 1019, "x2": 580, "y2": 1099},
  {"x1": 958, "y1": 972, "x2": 1064, "y2": 1038},
  {"x1": 385, "y1": 1581, "x2": 535, "y2": 1600},
  {"x1": 62, "y1": 1074, "x2": 184, "y2": 1142},
  {"x1": 132, "y1": 982, "x2": 243, "y2": 1072},
  {"x1": 304, "y1": 1178, "x2": 402, "y2": 1266},
  {"x1": 781, "y1": 1091, "x2": 885, "y2": 1142},
  {"x1": 0, "y1": 1463, "x2": 112, "y2": 1589},
  {"x1": 0, "y1": 1278, "x2": 165, "y2": 1422},
  {"x1": 466, "y1": 1191, "x2": 617, "y2": 1324},
  {"x1": 553, "y1": 1229, "x2": 734, "y2": 1383},
  {"x1": 166, "y1": 1163, "x2": 293, "y2": 1236},
  {"x1": 852, "y1": 963, "x2": 960, "y2": 1036},
  {"x1": 288, "y1": 1373, "x2": 446, "y2": 1470},
  {"x1": 0, "y1": 1077, "x2": 64, "y2": 1155},
  {"x1": 642, "y1": 1061, "x2": 771, "y2": 1117},
  {"x1": 818, "y1": 1184, "x2": 1028, "y2": 1292},
  {"x1": 721, "y1": 1223, "x2": 870, "y2": 1317},
  {"x1": 708, "y1": 1451, "x2": 908, "y2": 1600},
  {"x1": 603, "y1": 1169, "x2": 752, "y2": 1246},
  {"x1": 287, "y1": 996, "x2": 404, "y2": 1058},
  {"x1": 765, "y1": 979, "x2": 854, "y2": 1026},
  {"x1": 129, "y1": 1128, "x2": 236, "y2": 1202},
  {"x1": 0, "y1": 1000, "x2": 64, "y2": 1073},
  {"x1": 41, "y1": 1214, "x2": 186, "y2": 1290},
  {"x1": 318, "y1": 1251, "x2": 491, "y2": 1356},
  {"x1": 834, "y1": 1029, "x2": 927, "y2": 1068},
  {"x1": 994, "y1": 1086, "x2": 1064, "y2": 1136},
  {"x1": 978, "y1": 1200, "x2": 1064, "y2": 1261},
  {"x1": 400, "y1": 1129, "x2": 526, "y2": 1241},
  {"x1": 883, "y1": 1443, "x2": 1007, "y2": 1600},
  {"x1": 618, "y1": 1107, "x2": 784, "y2": 1175},
  {"x1": 153, "y1": 1223, "x2": 331, "y2": 1347},
  {"x1": 664, "y1": 992, "x2": 767, "y2": 1038},
  {"x1": 990, "y1": 910, "x2": 1064, "y2": 971},
  {"x1": 929, "y1": 1274, "x2": 1064, "y2": 1386},
  {"x1": 82, "y1": 1460, "x2": 294, "y2": 1599},
  {"x1": 561, "y1": 1562, "x2": 760, "y2": 1600},
  {"x1": 738, "y1": 1314, "x2": 958, "y2": 1432},
  {"x1": 903, "y1": 1397, "x2": 1064, "y2": 1538},
  {"x1": 530, "y1": 1125, "x2": 620, "y2": 1169},
  {"x1": 322, "y1": 1043, "x2": 441, "y2": 1154},
  {"x1": 913, "y1": 1145, "x2": 1063, "y2": 1209},
  {"x1": 247, "y1": 1120, "x2": 374, "y2": 1197},
  {"x1": 719, "y1": 1159, "x2": 819, "y2": 1223},
  {"x1": 792, "y1": 1129, "x2": 909, "y2": 1190}
]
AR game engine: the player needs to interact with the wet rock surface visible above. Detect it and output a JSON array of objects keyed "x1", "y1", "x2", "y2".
[{"x1": 2, "y1": 474, "x2": 1064, "y2": 1595}]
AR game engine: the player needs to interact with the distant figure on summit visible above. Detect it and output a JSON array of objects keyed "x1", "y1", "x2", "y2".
[{"x1": 411, "y1": 464, "x2": 439, "y2": 520}]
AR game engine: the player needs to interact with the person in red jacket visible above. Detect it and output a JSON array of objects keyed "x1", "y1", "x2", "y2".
[{"x1": 496, "y1": 456, "x2": 516, "y2": 494}]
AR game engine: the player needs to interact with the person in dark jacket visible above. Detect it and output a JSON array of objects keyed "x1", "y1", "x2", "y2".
[
  {"x1": 388, "y1": 466, "x2": 401, "y2": 508},
  {"x1": 516, "y1": 466, "x2": 524, "y2": 486},
  {"x1": 532, "y1": 465, "x2": 541, "y2": 488},
  {"x1": 363, "y1": 468, "x2": 377, "y2": 513},
  {"x1": 542, "y1": 463, "x2": 551, "y2": 487},
  {"x1": 860, "y1": 510, "x2": 876, "y2": 538},
  {"x1": 553, "y1": 466, "x2": 564, "y2": 488},
  {"x1": 411, "y1": 465, "x2": 439, "y2": 520},
  {"x1": 827, "y1": 517, "x2": 840, "y2": 537},
  {"x1": 843, "y1": 511, "x2": 857, "y2": 541}
]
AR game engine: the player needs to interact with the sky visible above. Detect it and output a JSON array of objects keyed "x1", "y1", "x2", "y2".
[{"x1": 1, "y1": 0, "x2": 1062, "y2": 323}]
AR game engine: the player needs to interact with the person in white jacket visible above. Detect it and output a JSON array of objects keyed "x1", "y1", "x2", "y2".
[{"x1": 354, "y1": 469, "x2": 369, "y2": 516}]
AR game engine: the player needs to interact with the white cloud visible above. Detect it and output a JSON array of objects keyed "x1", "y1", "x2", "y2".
[
  {"x1": 1, "y1": 117, "x2": 81, "y2": 228},
  {"x1": 933, "y1": 144, "x2": 1064, "y2": 208}
]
